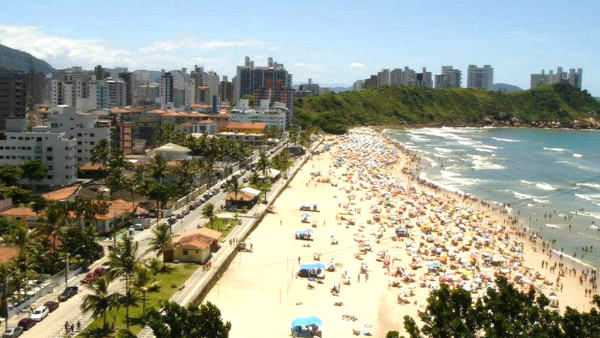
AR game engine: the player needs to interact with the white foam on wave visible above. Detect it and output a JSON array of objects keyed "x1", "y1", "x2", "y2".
[
  {"x1": 573, "y1": 154, "x2": 583, "y2": 158},
  {"x1": 520, "y1": 180, "x2": 534, "y2": 185},
  {"x1": 440, "y1": 170, "x2": 480, "y2": 186},
  {"x1": 545, "y1": 224, "x2": 562, "y2": 229},
  {"x1": 475, "y1": 148, "x2": 494, "y2": 153},
  {"x1": 472, "y1": 159, "x2": 505, "y2": 170},
  {"x1": 551, "y1": 250, "x2": 594, "y2": 269},
  {"x1": 543, "y1": 147, "x2": 569, "y2": 152},
  {"x1": 458, "y1": 140, "x2": 476, "y2": 146},
  {"x1": 434, "y1": 147, "x2": 453, "y2": 153},
  {"x1": 576, "y1": 182, "x2": 600, "y2": 189},
  {"x1": 433, "y1": 154, "x2": 446, "y2": 158},
  {"x1": 575, "y1": 193, "x2": 600, "y2": 205},
  {"x1": 419, "y1": 173, "x2": 465, "y2": 195},
  {"x1": 514, "y1": 192, "x2": 535, "y2": 200},
  {"x1": 591, "y1": 225, "x2": 599, "y2": 230},
  {"x1": 535, "y1": 182, "x2": 555, "y2": 191},
  {"x1": 492, "y1": 137, "x2": 521, "y2": 142},
  {"x1": 477, "y1": 144, "x2": 500, "y2": 150},
  {"x1": 577, "y1": 232, "x2": 600, "y2": 241},
  {"x1": 422, "y1": 157, "x2": 438, "y2": 167}
]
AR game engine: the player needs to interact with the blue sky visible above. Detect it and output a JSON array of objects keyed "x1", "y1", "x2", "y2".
[{"x1": 0, "y1": 0, "x2": 598, "y2": 94}]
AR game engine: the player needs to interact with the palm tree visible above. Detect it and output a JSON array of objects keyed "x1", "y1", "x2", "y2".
[
  {"x1": 69, "y1": 197, "x2": 109, "y2": 227},
  {"x1": 256, "y1": 150, "x2": 271, "y2": 179},
  {"x1": 10, "y1": 249, "x2": 38, "y2": 303},
  {"x1": 145, "y1": 224, "x2": 172, "y2": 269},
  {"x1": 148, "y1": 155, "x2": 168, "y2": 183},
  {"x1": 106, "y1": 167, "x2": 126, "y2": 196},
  {"x1": 91, "y1": 139, "x2": 110, "y2": 173},
  {"x1": 201, "y1": 203, "x2": 216, "y2": 229},
  {"x1": 123, "y1": 167, "x2": 145, "y2": 212},
  {"x1": 131, "y1": 267, "x2": 159, "y2": 316},
  {"x1": 107, "y1": 235, "x2": 139, "y2": 330},
  {"x1": 37, "y1": 200, "x2": 70, "y2": 254},
  {"x1": 225, "y1": 178, "x2": 243, "y2": 209},
  {"x1": 108, "y1": 148, "x2": 130, "y2": 170},
  {"x1": 173, "y1": 160, "x2": 196, "y2": 203},
  {"x1": 6, "y1": 223, "x2": 31, "y2": 249},
  {"x1": 144, "y1": 258, "x2": 162, "y2": 276},
  {"x1": 80, "y1": 277, "x2": 121, "y2": 330}
]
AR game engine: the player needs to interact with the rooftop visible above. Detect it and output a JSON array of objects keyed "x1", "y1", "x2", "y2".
[
  {"x1": 172, "y1": 227, "x2": 222, "y2": 250},
  {"x1": 223, "y1": 121, "x2": 267, "y2": 130}
]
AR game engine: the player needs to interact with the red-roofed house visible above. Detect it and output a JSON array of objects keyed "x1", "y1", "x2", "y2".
[
  {"x1": 165, "y1": 227, "x2": 222, "y2": 263},
  {"x1": 217, "y1": 121, "x2": 267, "y2": 145}
]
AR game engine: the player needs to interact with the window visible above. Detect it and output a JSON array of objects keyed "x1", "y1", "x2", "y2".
[
  {"x1": 47, "y1": 175, "x2": 52, "y2": 179},
  {"x1": 37, "y1": 137, "x2": 42, "y2": 142},
  {"x1": 183, "y1": 250, "x2": 189, "y2": 256},
  {"x1": 47, "y1": 147, "x2": 53, "y2": 152},
  {"x1": 90, "y1": 133, "x2": 95, "y2": 137},
  {"x1": 46, "y1": 156, "x2": 53, "y2": 161},
  {"x1": 77, "y1": 133, "x2": 82, "y2": 137}
]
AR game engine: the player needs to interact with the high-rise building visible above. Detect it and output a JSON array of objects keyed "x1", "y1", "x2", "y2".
[
  {"x1": 363, "y1": 75, "x2": 378, "y2": 89},
  {"x1": 377, "y1": 69, "x2": 390, "y2": 86},
  {"x1": 94, "y1": 65, "x2": 106, "y2": 81},
  {"x1": 219, "y1": 76, "x2": 234, "y2": 103},
  {"x1": 414, "y1": 68, "x2": 433, "y2": 88},
  {"x1": 159, "y1": 70, "x2": 174, "y2": 107},
  {"x1": 352, "y1": 80, "x2": 364, "y2": 91},
  {"x1": 136, "y1": 83, "x2": 160, "y2": 105},
  {"x1": 467, "y1": 65, "x2": 494, "y2": 90},
  {"x1": 531, "y1": 67, "x2": 582, "y2": 89},
  {"x1": 233, "y1": 57, "x2": 292, "y2": 102},
  {"x1": 390, "y1": 69, "x2": 403, "y2": 85},
  {"x1": 204, "y1": 71, "x2": 220, "y2": 104},
  {"x1": 46, "y1": 105, "x2": 111, "y2": 163},
  {"x1": 1, "y1": 119, "x2": 77, "y2": 188},
  {"x1": 51, "y1": 67, "x2": 98, "y2": 108},
  {"x1": 118, "y1": 72, "x2": 134, "y2": 106},
  {"x1": 0, "y1": 71, "x2": 27, "y2": 130},
  {"x1": 298, "y1": 78, "x2": 320, "y2": 96},
  {"x1": 26, "y1": 70, "x2": 47, "y2": 109},
  {"x1": 435, "y1": 66, "x2": 462, "y2": 89},
  {"x1": 254, "y1": 87, "x2": 295, "y2": 128}
]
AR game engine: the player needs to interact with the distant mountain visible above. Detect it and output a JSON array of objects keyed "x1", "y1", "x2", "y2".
[
  {"x1": 492, "y1": 83, "x2": 523, "y2": 92},
  {"x1": 594, "y1": 96, "x2": 600, "y2": 102},
  {"x1": 332, "y1": 86, "x2": 352, "y2": 93},
  {"x1": 0, "y1": 44, "x2": 55, "y2": 74}
]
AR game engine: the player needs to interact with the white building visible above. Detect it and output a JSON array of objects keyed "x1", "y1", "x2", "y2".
[
  {"x1": 435, "y1": 66, "x2": 462, "y2": 89},
  {"x1": 137, "y1": 83, "x2": 159, "y2": 104},
  {"x1": 230, "y1": 99, "x2": 287, "y2": 130},
  {"x1": 203, "y1": 71, "x2": 220, "y2": 104},
  {"x1": 467, "y1": 65, "x2": 494, "y2": 90},
  {"x1": 0, "y1": 119, "x2": 77, "y2": 188},
  {"x1": 352, "y1": 80, "x2": 364, "y2": 91},
  {"x1": 530, "y1": 67, "x2": 583, "y2": 89},
  {"x1": 377, "y1": 69, "x2": 390, "y2": 86},
  {"x1": 46, "y1": 105, "x2": 112, "y2": 163},
  {"x1": 51, "y1": 67, "x2": 97, "y2": 109}
]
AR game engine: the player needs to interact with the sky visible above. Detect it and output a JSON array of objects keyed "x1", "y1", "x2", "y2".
[{"x1": 0, "y1": 0, "x2": 599, "y2": 94}]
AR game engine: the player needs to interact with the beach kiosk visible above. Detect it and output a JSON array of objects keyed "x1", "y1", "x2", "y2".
[
  {"x1": 291, "y1": 315, "x2": 322, "y2": 337},
  {"x1": 298, "y1": 262, "x2": 326, "y2": 279},
  {"x1": 295, "y1": 229, "x2": 314, "y2": 241}
]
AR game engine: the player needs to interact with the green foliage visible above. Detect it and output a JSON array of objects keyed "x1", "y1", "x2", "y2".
[
  {"x1": 0, "y1": 164, "x2": 22, "y2": 186},
  {"x1": 241, "y1": 94, "x2": 255, "y2": 107},
  {"x1": 400, "y1": 277, "x2": 600, "y2": 338},
  {"x1": 145, "y1": 301, "x2": 231, "y2": 338},
  {"x1": 294, "y1": 84, "x2": 600, "y2": 134}
]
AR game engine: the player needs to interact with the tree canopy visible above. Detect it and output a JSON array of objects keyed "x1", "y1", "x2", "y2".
[
  {"x1": 398, "y1": 276, "x2": 600, "y2": 338},
  {"x1": 146, "y1": 301, "x2": 231, "y2": 338}
]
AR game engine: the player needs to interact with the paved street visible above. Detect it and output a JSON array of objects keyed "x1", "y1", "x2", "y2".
[{"x1": 7, "y1": 142, "x2": 306, "y2": 337}]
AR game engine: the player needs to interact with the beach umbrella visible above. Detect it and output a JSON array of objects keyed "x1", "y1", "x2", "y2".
[
  {"x1": 364, "y1": 323, "x2": 373, "y2": 329},
  {"x1": 549, "y1": 295, "x2": 558, "y2": 301},
  {"x1": 331, "y1": 280, "x2": 340, "y2": 287},
  {"x1": 301, "y1": 213, "x2": 311, "y2": 217}
]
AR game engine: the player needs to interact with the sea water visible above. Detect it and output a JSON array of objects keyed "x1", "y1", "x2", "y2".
[{"x1": 388, "y1": 127, "x2": 600, "y2": 269}]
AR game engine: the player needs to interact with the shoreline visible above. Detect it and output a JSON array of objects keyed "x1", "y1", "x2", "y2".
[
  {"x1": 204, "y1": 127, "x2": 596, "y2": 338},
  {"x1": 383, "y1": 128, "x2": 600, "y2": 273}
]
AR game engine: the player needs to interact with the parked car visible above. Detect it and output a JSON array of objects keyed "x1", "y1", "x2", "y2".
[
  {"x1": 2, "y1": 326, "x2": 24, "y2": 337},
  {"x1": 176, "y1": 213, "x2": 184, "y2": 219},
  {"x1": 17, "y1": 318, "x2": 35, "y2": 331},
  {"x1": 189, "y1": 203, "x2": 198, "y2": 210},
  {"x1": 168, "y1": 218, "x2": 177, "y2": 225},
  {"x1": 43, "y1": 300, "x2": 59, "y2": 313},
  {"x1": 132, "y1": 223, "x2": 144, "y2": 231},
  {"x1": 29, "y1": 306, "x2": 49, "y2": 322},
  {"x1": 93, "y1": 267, "x2": 108, "y2": 276},
  {"x1": 58, "y1": 286, "x2": 79, "y2": 301},
  {"x1": 242, "y1": 177, "x2": 249, "y2": 183},
  {"x1": 81, "y1": 272, "x2": 99, "y2": 284},
  {"x1": 182, "y1": 209, "x2": 190, "y2": 216}
]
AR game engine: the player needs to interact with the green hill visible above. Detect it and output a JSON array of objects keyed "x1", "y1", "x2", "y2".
[
  {"x1": 294, "y1": 83, "x2": 600, "y2": 134},
  {"x1": 0, "y1": 44, "x2": 55, "y2": 74}
]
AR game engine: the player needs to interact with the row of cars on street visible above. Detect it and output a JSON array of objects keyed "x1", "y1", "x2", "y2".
[{"x1": 4, "y1": 266, "x2": 110, "y2": 337}]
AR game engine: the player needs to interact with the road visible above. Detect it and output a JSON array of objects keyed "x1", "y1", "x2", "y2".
[{"x1": 12, "y1": 144, "x2": 289, "y2": 337}]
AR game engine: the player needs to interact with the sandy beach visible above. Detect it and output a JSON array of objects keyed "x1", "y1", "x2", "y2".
[{"x1": 204, "y1": 127, "x2": 597, "y2": 337}]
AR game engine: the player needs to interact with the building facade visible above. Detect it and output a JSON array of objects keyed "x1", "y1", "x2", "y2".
[
  {"x1": 0, "y1": 119, "x2": 77, "y2": 187},
  {"x1": 0, "y1": 71, "x2": 27, "y2": 131},
  {"x1": 467, "y1": 65, "x2": 494, "y2": 90},
  {"x1": 233, "y1": 56, "x2": 292, "y2": 102},
  {"x1": 230, "y1": 99, "x2": 287, "y2": 130},
  {"x1": 435, "y1": 66, "x2": 462, "y2": 89},
  {"x1": 530, "y1": 67, "x2": 583, "y2": 89},
  {"x1": 159, "y1": 70, "x2": 174, "y2": 107}
]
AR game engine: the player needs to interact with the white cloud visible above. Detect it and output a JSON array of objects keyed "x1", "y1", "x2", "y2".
[
  {"x1": 349, "y1": 62, "x2": 365, "y2": 68},
  {"x1": 0, "y1": 24, "x2": 266, "y2": 72}
]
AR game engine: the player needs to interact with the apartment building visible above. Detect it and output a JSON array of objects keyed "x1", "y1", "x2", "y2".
[
  {"x1": 46, "y1": 105, "x2": 112, "y2": 163},
  {"x1": 0, "y1": 71, "x2": 27, "y2": 131},
  {"x1": 530, "y1": 67, "x2": 583, "y2": 89},
  {"x1": 230, "y1": 99, "x2": 287, "y2": 130},
  {"x1": 467, "y1": 65, "x2": 494, "y2": 90},
  {"x1": 0, "y1": 119, "x2": 77, "y2": 188},
  {"x1": 435, "y1": 66, "x2": 462, "y2": 89}
]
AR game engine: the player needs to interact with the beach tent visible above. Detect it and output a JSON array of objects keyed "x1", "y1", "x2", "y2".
[
  {"x1": 299, "y1": 262, "x2": 326, "y2": 270},
  {"x1": 296, "y1": 229, "x2": 314, "y2": 235},
  {"x1": 291, "y1": 315, "x2": 323, "y2": 327}
]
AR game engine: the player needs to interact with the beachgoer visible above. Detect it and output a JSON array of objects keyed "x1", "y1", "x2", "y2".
[{"x1": 298, "y1": 256, "x2": 301, "y2": 264}]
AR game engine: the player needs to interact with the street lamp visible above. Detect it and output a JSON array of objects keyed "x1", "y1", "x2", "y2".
[{"x1": 65, "y1": 245, "x2": 85, "y2": 288}]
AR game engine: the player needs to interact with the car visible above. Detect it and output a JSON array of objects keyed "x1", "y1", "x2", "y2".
[
  {"x1": 132, "y1": 223, "x2": 144, "y2": 231},
  {"x1": 17, "y1": 318, "x2": 35, "y2": 331},
  {"x1": 58, "y1": 286, "x2": 79, "y2": 301},
  {"x1": 2, "y1": 326, "x2": 24, "y2": 337},
  {"x1": 93, "y1": 266, "x2": 108, "y2": 276},
  {"x1": 43, "y1": 300, "x2": 59, "y2": 313},
  {"x1": 29, "y1": 305, "x2": 49, "y2": 322},
  {"x1": 168, "y1": 218, "x2": 177, "y2": 225},
  {"x1": 242, "y1": 177, "x2": 249, "y2": 183},
  {"x1": 176, "y1": 213, "x2": 184, "y2": 219},
  {"x1": 182, "y1": 209, "x2": 190, "y2": 216},
  {"x1": 189, "y1": 204, "x2": 197, "y2": 210},
  {"x1": 81, "y1": 272, "x2": 99, "y2": 284}
]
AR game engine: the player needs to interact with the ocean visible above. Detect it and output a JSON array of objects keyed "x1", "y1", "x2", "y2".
[{"x1": 387, "y1": 127, "x2": 600, "y2": 269}]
